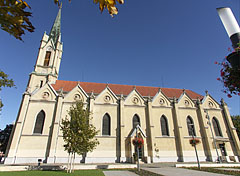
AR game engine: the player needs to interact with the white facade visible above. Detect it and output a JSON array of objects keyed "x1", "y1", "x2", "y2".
[{"x1": 4, "y1": 10, "x2": 240, "y2": 164}]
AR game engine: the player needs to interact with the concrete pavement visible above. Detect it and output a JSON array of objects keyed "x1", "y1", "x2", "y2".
[
  {"x1": 103, "y1": 163, "x2": 233, "y2": 176},
  {"x1": 103, "y1": 171, "x2": 138, "y2": 176},
  {"x1": 142, "y1": 167, "x2": 231, "y2": 176},
  {"x1": 103, "y1": 167, "x2": 231, "y2": 176}
]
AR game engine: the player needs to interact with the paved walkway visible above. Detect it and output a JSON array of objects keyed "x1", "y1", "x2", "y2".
[
  {"x1": 103, "y1": 167, "x2": 232, "y2": 176},
  {"x1": 142, "y1": 167, "x2": 231, "y2": 176},
  {"x1": 103, "y1": 171, "x2": 138, "y2": 176}
]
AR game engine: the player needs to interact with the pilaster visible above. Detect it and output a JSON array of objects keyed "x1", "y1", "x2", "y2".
[
  {"x1": 5, "y1": 91, "x2": 31, "y2": 164},
  {"x1": 172, "y1": 97, "x2": 184, "y2": 162},
  {"x1": 119, "y1": 95, "x2": 126, "y2": 162},
  {"x1": 89, "y1": 92, "x2": 95, "y2": 125},
  {"x1": 47, "y1": 92, "x2": 64, "y2": 163},
  {"x1": 221, "y1": 99, "x2": 240, "y2": 157},
  {"x1": 146, "y1": 97, "x2": 154, "y2": 161},
  {"x1": 196, "y1": 99, "x2": 212, "y2": 161}
]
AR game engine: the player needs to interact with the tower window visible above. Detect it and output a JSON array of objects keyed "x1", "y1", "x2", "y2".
[
  {"x1": 40, "y1": 80, "x2": 43, "y2": 88},
  {"x1": 44, "y1": 51, "x2": 51, "y2": 66}
]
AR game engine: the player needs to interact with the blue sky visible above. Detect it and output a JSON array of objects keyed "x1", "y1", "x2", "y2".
[{"x1": 0, "y1": 0, "x2": 240, "y2": 129}]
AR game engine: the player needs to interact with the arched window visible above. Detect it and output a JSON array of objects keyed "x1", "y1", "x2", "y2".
[
  {"x1": 102, "y1": 113, "x2": 111, "y2": 135},
  {"x1": 212, "y1": 117, "x2": 222, "y2": 137},
  {"x1": 44, "y1": 51, "x2": 51, "y2": 66},
  {"x1": 160, "y1": 115, "x2": 169, "y2": 136},
  {"x1": 33, "y1": 110, "x2": 45, "y2": 134},
  {"x1": 133, "y1": 114, "x2": 140, "y2": 129},
  {"x1": 187, "y1": 116, "x2": 196, "y2": 136}
]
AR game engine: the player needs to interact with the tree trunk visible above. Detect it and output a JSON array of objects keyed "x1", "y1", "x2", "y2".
[
  {"x1": 67, "y1": 152, "x2": 70, "y2": 173},
  {"x1": 70, "y1": 152, "x2": 73, "y2": 173},
  {"x1": 72, "y1": 153, "x2": 76, "y2": 172}
]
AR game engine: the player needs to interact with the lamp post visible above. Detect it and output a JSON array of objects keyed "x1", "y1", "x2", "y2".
[
  {"x1": 217, "y1": 7, "x2": 240, "y2": 69},
  {"x1": 135, "y1": 124, "x2": 140, "y2": 172},
  {"x1": 204, "y1": 110, "x2": 222, "y2": 163},
  {"x1": 217, "y1": 7, "x2": 240, "y2": 49},
  {"x1": 190, "y1": 124, "x2": 200, "y2": 169}
]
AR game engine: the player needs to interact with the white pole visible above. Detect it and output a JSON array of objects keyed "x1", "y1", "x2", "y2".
[
  {"x1": 136, "y1": 125, "x2": 140, "y2": 172},
  {"x1": 190, "y1": 124, "x2": 200, "y2": 169}
]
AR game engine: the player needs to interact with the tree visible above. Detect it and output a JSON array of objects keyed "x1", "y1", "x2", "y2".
[
  {"x1": 0, "y1": 0, "x2": 34, "y2": 41},
  {"x1": 93, "y1": 0, "x2": 124, "y2": 17},
  {"x1": 60, "y1": 100, "x2": 99, "y2": 173},
  {"x1": 0, "y1": 124, "x2": 13, "y2": 153},
  {"x1": 0, "y1": 70, "x2": 15, "y2": 91},
  {"x1": 231, "y1": 115, "x2": 240, "y2": 140},
  {"x1": 0, "y1": 70, "x2": 15, "y2": 112},
  {"x1": 0, "y1": 0, "x2": 124, "y2": 41}
]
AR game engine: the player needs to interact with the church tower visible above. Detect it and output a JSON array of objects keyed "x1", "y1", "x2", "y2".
[
  {"x1": 4, "y1": 8, "x2": 63, "y2": 165},
  {"x1": 27, "y1": 7, "x2": 63, "y2": 92}
]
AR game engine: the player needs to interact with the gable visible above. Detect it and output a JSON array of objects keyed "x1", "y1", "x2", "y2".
[
  {"x1": 152, "y1": 89, "x2": 171, "y2": 107},
  {"x1": 31, "y1": 83, "x2": 57, "y2": 101},
  {"x1": 202, "y1": 95, "x2": 221, "y2": 110},
  {"x1": 124, "y1": 89, "x2": 145, "y2": 106},
  {"x1": 41, "y1": 31, "x2": 58, "y2": 50},
  {"x1": 178, "y1": 93, "x2": 195, "y2": 108},
  {"x1": 64, "y1": 84, "x2": 88, "y2": 103},
  {"x1": 95, "y1": 87, "x2": 118, "y2": 104}
]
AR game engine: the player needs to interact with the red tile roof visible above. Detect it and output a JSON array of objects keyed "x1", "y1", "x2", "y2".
[{"x1": 51, "y1": 80, "x2": 203, "y2": 100}]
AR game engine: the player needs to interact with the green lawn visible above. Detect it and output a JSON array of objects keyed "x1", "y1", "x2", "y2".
[{"x1": 0, "y1": 170, "x2": 105, "y2": 176}]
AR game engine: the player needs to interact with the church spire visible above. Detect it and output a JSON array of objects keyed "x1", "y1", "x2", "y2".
[{"x1": 48, "y1": 5, "x2": 62, "y2": 49}]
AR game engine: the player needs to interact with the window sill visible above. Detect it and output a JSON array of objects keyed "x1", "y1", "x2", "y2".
[
  {"x1": 211, "y1": 136, "x2": 228, "y2": 139},
  {"x1": 155, "y1": 136, "x2": 175, "y2": 138},
  {"x1": 21, "y1": 134, "x2": 48, "y2": 136},
  {"x1": 96, "y1": 135, "x2": 117, "y2": 138},
  {"x1": 184, "y1": 136, "x2": 202, "y2": 139}
]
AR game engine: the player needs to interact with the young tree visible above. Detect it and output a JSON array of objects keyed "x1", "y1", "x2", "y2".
[
  {"x1": 231, "y1": 115, "x2": 240, "y2": 140},
  {"x1": 0, "y1": 124, "x2": 13, "y2": 153},
  {"x1": 61, "y1": 100, "x2": 99, "y2": 173}
]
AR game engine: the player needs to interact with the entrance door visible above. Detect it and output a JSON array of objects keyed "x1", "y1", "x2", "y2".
[
  {"x1": 135, "y1": 146, "x2": 143, "y2": 159},
  {"x1": 139, "y1": 146, "x2": 143, "y2": 159}
]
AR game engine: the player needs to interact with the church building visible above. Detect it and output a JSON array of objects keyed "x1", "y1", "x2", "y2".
[{"x1": 5, "y1": 8, "x2": 240, "y2": 164}]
